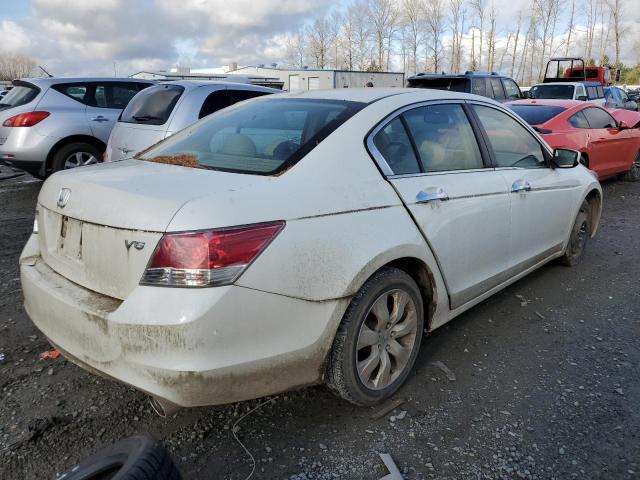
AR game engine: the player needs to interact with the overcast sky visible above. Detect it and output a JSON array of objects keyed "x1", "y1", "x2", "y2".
[{"x1": 0, "y1": 0, "x2": 638, "y2": 77}]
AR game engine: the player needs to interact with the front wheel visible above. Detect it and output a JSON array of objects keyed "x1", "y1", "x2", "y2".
[
  {"x1": 327, "y1": 267, "x2": 424, "y2": 406},
  {"x1": 561, "y1": 200, "x2": 591, "y2": 266}
]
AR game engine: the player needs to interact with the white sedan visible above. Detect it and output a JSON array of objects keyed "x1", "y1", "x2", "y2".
[{"x1": 20, "y1": 88, "x2": 601, "y2": 415}]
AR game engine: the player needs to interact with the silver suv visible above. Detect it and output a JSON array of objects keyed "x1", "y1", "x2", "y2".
[
  {"x1": 105, "y1": 80, "x2": 279, "y2": 162},
  {"x1": 0, "y1": 77, "x2": 153, "y2": 177}
]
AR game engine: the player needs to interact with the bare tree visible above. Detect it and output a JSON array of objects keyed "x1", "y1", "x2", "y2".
[
  {"x1": 402, "y1": 0, "x2": 425, "y2": 75},
  {"x1": 367, "y1": 0, "x2": 398, "y2": 71},
  {"x1": 486, "y1": 3, "x2": 497, "y2": 71},
  {"x1": 348, "y1": 2, "x2": 374, "y2": 70},
  {"x1": 534, "y1": 0, "x2": 561, "y2": 82},
  {"x1": 425, "y1": 0, "x2": 447, "y2": 72},
  {"x1": 284, "y1": 33, "x2": 306, "y2": 68},
  {"x1": 469, "y1": 0, "x2": 486, "y2": 70},
  {"x1": 328, "y1": 11, "x2": 344, "y2": 69},
  {"x1": 585, "y1": 0, "x2": 597, "y2": 62},
  {"x1": 306, "y1": 17, "x2": 331, "y2": 69},
  {"x1": 0, "y1": 54, "x2": 36, "y2": 81},
  {"x1": 605, "y1": 0, "x2": 623, "y2": 67},
  {"x1": 448, "y1": 0, "x2": 465, "y2": 73},
  {"x1": 564, "y1": 0, "x2": 575, "y2": 56},
  {"x1": 510, "y1": 11, "x2": 523, "y2": 78}
]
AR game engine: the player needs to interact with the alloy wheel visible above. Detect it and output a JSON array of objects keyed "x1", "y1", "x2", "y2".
[
  {"x1": 64, "y1": 152, "x2": 99, "y2": 169},
  {"x1": 356, "y1": 289, "x2": 418, "y2": 390}
]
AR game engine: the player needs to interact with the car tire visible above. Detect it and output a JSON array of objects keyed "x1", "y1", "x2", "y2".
[
  {"x1": 56, "y1": 435, "x2": 181, "y2": 480},
  {"x1": 561, "y1": 200, "x2": 591, "y2": 267},
  {"x1": 51, "y1": 142, "x2": 102, "y2": 174},
  {"x1": 621, "y1": 152, "x2": 640, "y2": 182},
  {"x1": 327, "y1": 267, "x2": 424, "y2": 406}
]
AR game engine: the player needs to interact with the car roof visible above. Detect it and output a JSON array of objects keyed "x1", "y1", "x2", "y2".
[
  {"x1": 19, "y1": 77, "x2": 154, "y2": 87},
  {"x1": 534, "y1": 81, "x2": 601, "y2": 87},
  {"x1": 276, "y1": 87, "x2": 487, "y2": 104},
  {"x1": 507, "y1": 99, "x2": 587, "y2": 108},
  {"x1": 156, "y1": 79, "x2": 278, "y2": 93},
  {"x1": 408, "y1": 72, "x2": 509, "y2": 80}
]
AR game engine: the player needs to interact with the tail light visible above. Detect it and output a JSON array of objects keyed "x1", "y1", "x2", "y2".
[
  {"x1": 2, "y1": 111, "x2": 50, "y2": 127},
  {"x1": 141, "y1": 221, "x2": 285, "y2": 287}
]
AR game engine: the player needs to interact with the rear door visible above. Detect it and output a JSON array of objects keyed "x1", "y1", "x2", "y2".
[
  {"x1": 471, "y1": 102, "x2": 579, "y2": 268},
  {"x1": 370, "y1": 101, "x2": 512, "y2": 310},
  {"x1": 86, "y1": 82, "x2": 146, "y2": 142}
]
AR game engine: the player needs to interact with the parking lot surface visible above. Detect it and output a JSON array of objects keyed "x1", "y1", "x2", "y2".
[{"x1": 1, "y1": 173, "x2": 639, "y2": 479}]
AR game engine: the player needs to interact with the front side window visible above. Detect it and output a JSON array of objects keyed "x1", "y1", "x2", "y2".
[
  {"x1": 583, "y1": 107, "x2": 617, "y2": 129},
  {"x1": 141, "y1": 98, "x2": 364, "y2": 175},
  {"x1": 503, "y1": 79, "x2": 521, "y2": 100},
  {"x1": 568, "y1": 111, "x2": 590, "y2": 129},
  {"x1": 596, "y1": 86, "x2": 605, "y2": 98},
  {"x1": 120, "y1": 84, "x2": 185, "y2": 125},
  {"x1": 372, "y1": 117, "x2": 420, "y2": 175},
  {"x1": 473, "y1": 105, "x2": 546, "y2": 168},
  {"x1": 587, "y1": 86, "x2": 598, "y2": 99},
  {"x1": 403, "y1": 104, "x2": 483, "y2": 172}
]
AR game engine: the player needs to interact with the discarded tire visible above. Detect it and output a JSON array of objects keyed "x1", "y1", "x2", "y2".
[{"x1": 57, "y1": 435, "x2": 181, "y2": 480}]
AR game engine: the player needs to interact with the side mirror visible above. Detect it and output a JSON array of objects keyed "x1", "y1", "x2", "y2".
[
  {"x1": 576, "y1": 95, "x2": 588, "y2": 101},
  {"x1": 618, "y1": 120, "x2": 630, "y2": 130},
  {"x1": 552, "y1": 148, "x2": 581, "y2": 168}
]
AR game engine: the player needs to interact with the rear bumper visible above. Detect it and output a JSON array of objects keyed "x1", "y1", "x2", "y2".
[
  {"x1": 20, "y1": 244, "x2": 347, "y2": 407},
  {"x1": 0, "y1": 127, "x2": 56, "y2": 174}
]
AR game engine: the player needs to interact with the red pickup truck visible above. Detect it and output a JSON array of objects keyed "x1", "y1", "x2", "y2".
[{"x1": 544, "y1": 57, "x2": 612, "y2": 86}]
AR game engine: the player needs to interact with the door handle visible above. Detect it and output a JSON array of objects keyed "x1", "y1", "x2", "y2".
[
  {"x1": 90, "y1": 116, "x2": 109, "y2": 122},
  {"x1": 511, "y1": 180, "x2": 532, "y2": 193},
  {"x1": 416, "y1": 188, "x2": 449, "y2": 203}
]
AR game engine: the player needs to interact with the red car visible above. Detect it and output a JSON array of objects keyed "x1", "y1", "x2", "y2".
[{"x1": 507, "y1": 99, "x2": 640, "y2": 181}]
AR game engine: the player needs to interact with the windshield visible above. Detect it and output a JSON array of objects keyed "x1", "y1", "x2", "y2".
[
  {"x1": 120, "y1": 84, "x2": 184, "y2": 125},
  {"x1": 0, "y1": 83, "x2": 40, "y2": 111},
  {"x1": 509, "y1": 105, "x2": 566, "y2": 125},
  {"x1": 529, "y1": 85, "x2": 575, "y2": 100},
  {"x1": 140, "y1": 98, "x2": 365, "y2": 175}
]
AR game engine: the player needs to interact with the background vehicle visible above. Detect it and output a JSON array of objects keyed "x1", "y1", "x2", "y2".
[
  {"x1": 507, "y1": 99, "x2": 640, "y2": 181},
  {"x1": 105, "y1": 80, "x2": 278, "y2": 162},
  {"x1": 544, "y1": 57, "x2": 611, "y2": 86},
  {"x1": 0, "y1": 77, "x2": 153, "y2": 177},
  {"x1": 605, "y1": 86, "x2": 638, "y2": 111},
  {"x1": 406, "y1": 71, "x2": 523, "y2": 102},
  {"x1": 528, "y1": 82, "x2": 606, "y2": 105},
  {"x1": 21, "y1": 89, "x2": 601, "y2": 412}
]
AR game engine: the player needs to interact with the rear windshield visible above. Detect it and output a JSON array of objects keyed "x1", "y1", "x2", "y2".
[
  {"x1": 529, "y1": 84, "x2": 575, "y2": 100},
  {"x1": 509, "y1": 105, "x2": 566, "y2": 125},
  {"x1": 407, "y1": 77, "x2": 467, "y2": 92},
  {"x1": 0, "y1": 83, "x2": 39, "y2": 111},
  {"x1": 568, "y1": 69, "x2": 598, "y2": 79},
  {"x1": 120, "y1": 84, "x2": 184, "y2": 125},
  {"x1": 140, "y1": 98, "x2": 365, "y2": 175}
]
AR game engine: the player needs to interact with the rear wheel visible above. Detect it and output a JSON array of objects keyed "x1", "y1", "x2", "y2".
[
  {"x1": 51, "y1": 142, "x2": 102, "y2": 174},
  {"x1": 561, "y1": 201, "x2": 591, "y2": 266},
  {"x1": 622, "y1": 152, "x2": 640, "y2": 182},
  {"x1": 327, "y1": 267, "x2": 424, "y2": 406}
]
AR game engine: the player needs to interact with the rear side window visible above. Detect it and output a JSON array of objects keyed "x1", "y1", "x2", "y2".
[
  {"x1": 0, "y1": 83, "x2": 40, "y2": 110},
  {"x1": 120, "y1": 84, "x2": 184, "y2": 125},
  {"x1": 490, "y1": 78, "x2": 506, "y2": 100},
  {"x1": 198, "y1": 89, "x2": 273, "y2": 119},
  {"x1": 472, "y1": 78, "x2": 489, "y2": 97},
  {"x1": 53, "y1": 83, "x2": 90, "y2": 103},
  {"x1": 568, "y1": 111, "x2": 590, "y2": 128},
  {"x1": 402, "y1": 104, "x2": 483, "y2": 172},
  {"x1": 503, "y1": 79, "x2": 521, "y2": 100},
  {"x1": 583, "y1": 107, "x2": 617, "y2": 129},
  {"x1": 373, "y1": 117, "x2": 420, "y2": 175},
  {"x1": 141, "y1": 98, "x2": 364, "y2": 175},
  {"x1": 229, "y1": 89, "x2": 271, "y2": 103},
  {"x1": 596, "y1": 86, "x2": 604, "y2": 98},
  {"x1": 473, "y1": 105, "x2": 546, "y2": 168}
]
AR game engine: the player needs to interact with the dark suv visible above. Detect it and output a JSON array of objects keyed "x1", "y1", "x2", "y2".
[{"x1": 407, "y1": 71, "x2": 524, "y2": 102}]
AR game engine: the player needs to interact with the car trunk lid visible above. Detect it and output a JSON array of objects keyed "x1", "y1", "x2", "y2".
[{"x1": 107, "y1": 122, "x2": 168, "y2": 161}]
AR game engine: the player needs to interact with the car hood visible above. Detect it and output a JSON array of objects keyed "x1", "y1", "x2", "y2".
[{"x1": 38, "y1": 159, "x2": 284, "y2": 232}]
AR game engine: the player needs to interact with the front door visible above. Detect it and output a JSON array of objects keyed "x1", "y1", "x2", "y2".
[
  {"x1": 470, "y1": 103, "x2": 580, "y2": 270},
  {"x1": 85, "y1": 82, "x2": 143, "y2": 143},
  {"x1": 370, "y1": 102, "x2": 512, "y2": 310}
]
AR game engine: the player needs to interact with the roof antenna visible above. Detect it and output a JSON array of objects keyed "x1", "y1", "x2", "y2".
[{"x1": 39, "y1": 65, "x2": 53, "y2": 77}]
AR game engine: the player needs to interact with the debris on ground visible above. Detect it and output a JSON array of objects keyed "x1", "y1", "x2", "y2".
[
  {"x1": 378, "y1": 453, "x2": 403, "y2": 480},
  {"x1": 535, "y1": 311, "x2": 545, "y2": 320},
  {"x1": 370, "y1": 398, "x2": 406, "y2": 420},
  {"x1": 515, "y1": 294, "x2": 530, "y2": 307},
  {"x1": 39, "y1": 350, "x2": 61, "y2": 360},
  {"x1": 0, "y1": 352, "x2": 5, "y2": 363},
  {"x1": 431, "y1": 361, "x2": 456, "y2": 381}
]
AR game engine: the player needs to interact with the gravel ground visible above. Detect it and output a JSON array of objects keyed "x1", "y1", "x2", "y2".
[{"x1": 0, "y1": 173, "x2": 638, "y2": 480}]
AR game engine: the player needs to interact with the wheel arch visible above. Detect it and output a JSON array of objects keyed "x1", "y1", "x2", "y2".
[
  {"x1": 45, "y1": 135, "x2": 106, "y2": 175},
  {"x1": 584, "y1": 187, "x2": 602, "y2": 237}
]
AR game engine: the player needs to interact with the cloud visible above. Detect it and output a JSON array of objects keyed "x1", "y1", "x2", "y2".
[{"x1": 0, "y1": 0, "x2": 332, "y2": 76}]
